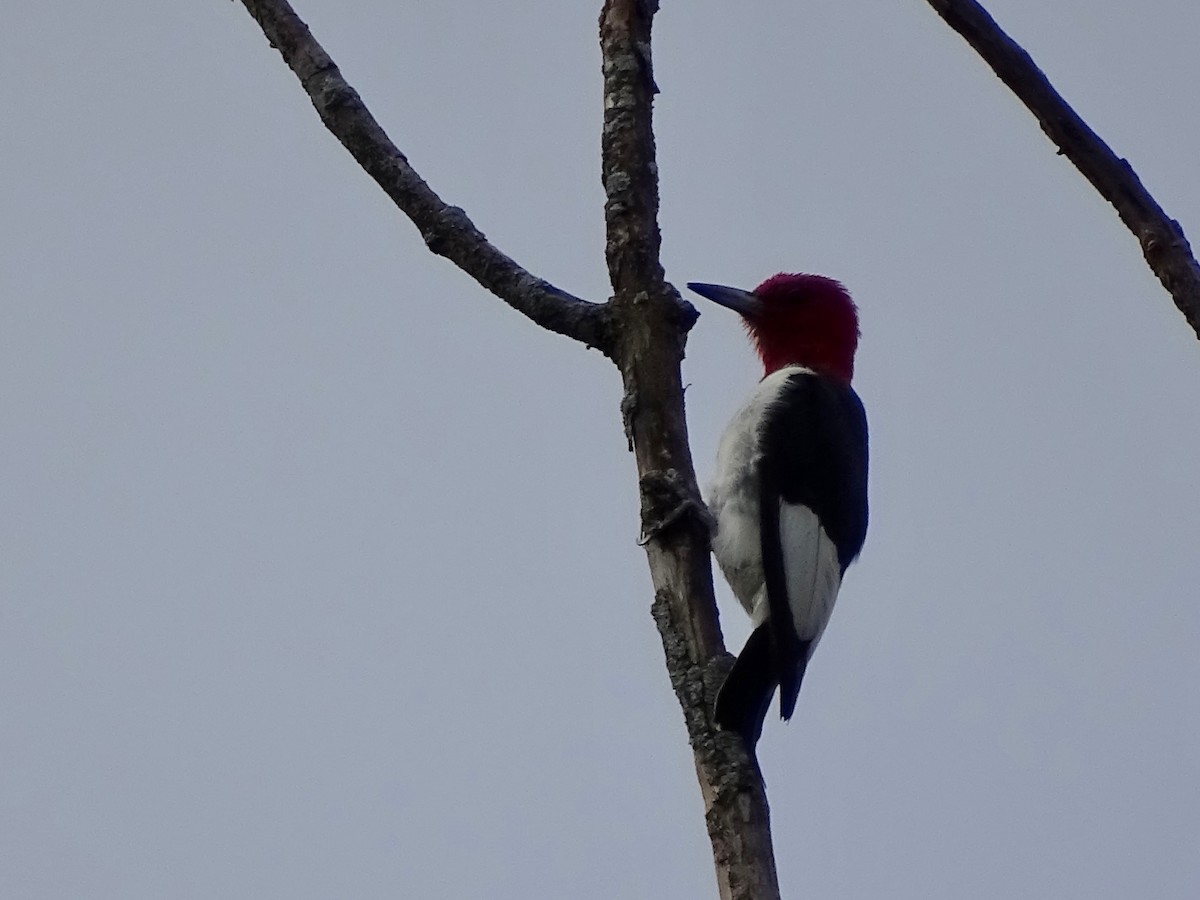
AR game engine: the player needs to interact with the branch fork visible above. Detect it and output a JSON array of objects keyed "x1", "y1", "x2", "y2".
[{"x1": 236, "y1": 2, "x2": 1198, "y2": 897}]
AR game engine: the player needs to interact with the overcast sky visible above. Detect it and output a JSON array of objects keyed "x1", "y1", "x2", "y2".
[{"x1": 4, "y1": 2, "x2": 1199, "y2": 898}]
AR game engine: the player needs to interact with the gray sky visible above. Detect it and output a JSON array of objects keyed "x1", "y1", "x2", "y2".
[{"x1": 4, "y1": 2, "x2": 1198, "y2": 897}]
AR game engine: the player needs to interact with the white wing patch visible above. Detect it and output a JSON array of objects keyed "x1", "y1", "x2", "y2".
[{"x1": 778, "y1": 501, "x2": 842, "y2": 650}]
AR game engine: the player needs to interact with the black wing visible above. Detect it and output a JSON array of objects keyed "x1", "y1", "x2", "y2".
[
  {"x1": 760, "y1": 372, "x2": 869, "y2": 572},
  {"x1": 758, "y1": 371, "x2": 869, "y2": 718}
]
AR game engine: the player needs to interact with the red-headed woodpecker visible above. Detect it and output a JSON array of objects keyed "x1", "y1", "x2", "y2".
[{"x1": 689, "y1": 274, "x2": 868, "y2": 748}]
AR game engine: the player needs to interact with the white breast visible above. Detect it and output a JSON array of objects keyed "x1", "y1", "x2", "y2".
[
  {"x1": 705, "y1": 365, "x2": 843, "y2": 651},
  {"x1": 705, "y1": 367, "x2": 806, "y2": 621}
]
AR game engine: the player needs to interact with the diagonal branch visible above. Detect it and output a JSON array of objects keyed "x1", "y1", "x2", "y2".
[
  {"x1": 925, "y1": 0, "x2": 1200, "y2": 339},
  {"x1": 599, "y1": 2, "x2": 781, "y2": 898},
  {"x1": 237, "y1": 0, "x2": 614, "y2": 356}
]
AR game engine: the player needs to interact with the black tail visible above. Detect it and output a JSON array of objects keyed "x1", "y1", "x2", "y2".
[
  {"x1": 715, "y1": 624, "x2": 812, "y2": 747},
  {"x1": 714, "y1": 625, "x2": 778, "y2": 747},
  {"x1": 777, "y1": 636, "x2": 811, "y2": 723}
]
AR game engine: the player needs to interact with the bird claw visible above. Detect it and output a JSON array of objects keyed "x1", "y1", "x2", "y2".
[{"x1": 637, "y1": 469, "x2": 715, "y2": 546}]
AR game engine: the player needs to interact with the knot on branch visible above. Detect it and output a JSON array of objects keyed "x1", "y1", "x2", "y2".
[
  {"x1": 423, "y1": 205, "x2": 476, "y2": 255},
  {"x1": 637, "y1": 468, "x2": 714, "y2": 546},
  {"x1": 675, "y1": 295, "x2": 700, "y2": 332},
  {"x1": 1141, "y1": 221, "x2": 1192, "y2": 265},
  {"x1": 303, "y1": 63, "x2": 359, "y2": 111}
]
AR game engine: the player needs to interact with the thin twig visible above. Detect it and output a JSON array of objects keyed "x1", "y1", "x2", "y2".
[
  {"x1": 237, "y1": 0, "x2": 614, "y2": 356},
  {"x1": 599, "y1": 2, "x2": 782, "y2": 898},
  {"x1": 925, "y1": 0, "x2": 1200, "y2": 338}
]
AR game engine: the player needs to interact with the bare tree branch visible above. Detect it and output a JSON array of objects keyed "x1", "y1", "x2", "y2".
[
  {"x1": 237, "y1": 0, "x2": 614, "y2": 355},
  {"x1": 598, "y1": 2, "x2": 782, "y2": 898},
  {"x1": 925, "y1": 0, "x2": 1200, "y2": 339},
  {"x1": 238, "y1": 0, "x2": 782, "y2": 894}
]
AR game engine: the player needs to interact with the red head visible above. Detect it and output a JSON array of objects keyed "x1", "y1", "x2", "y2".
[{"x1": 688, "y1": 273, "x2": 859, "y2": 381}]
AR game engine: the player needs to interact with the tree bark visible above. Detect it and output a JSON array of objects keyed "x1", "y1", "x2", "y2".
[{"x1": 598, "y1": 3, "x2": 782, "y2": 898}]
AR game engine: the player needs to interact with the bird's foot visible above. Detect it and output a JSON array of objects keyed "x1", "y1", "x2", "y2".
[{"x1": 637, "y1": 469, "x2": 716, "y2": 546}]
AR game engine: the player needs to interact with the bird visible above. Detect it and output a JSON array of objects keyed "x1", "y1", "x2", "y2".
[{"x1": 688, "y1": 273, "x2": 869, "y2": 749}]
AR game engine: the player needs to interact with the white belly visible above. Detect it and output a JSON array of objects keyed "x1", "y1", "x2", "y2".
[{"x1": 705, "y1": 366, "x2": 843, "y2": 647}]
